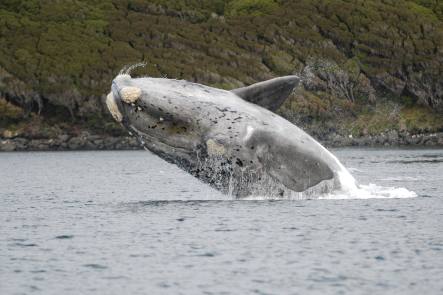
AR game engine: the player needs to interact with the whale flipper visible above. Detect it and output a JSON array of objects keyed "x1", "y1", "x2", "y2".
[
  {"x1": 231, "y1": 75, "x2": 299, "y2": 111},
  {"x1": 244, "y1": 129, "x2": 334, "y2": 192}
]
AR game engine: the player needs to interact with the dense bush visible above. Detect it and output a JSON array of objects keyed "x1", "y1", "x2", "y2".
[{"x1": 226, "y1": 0, "x2": 279, "y2": 16}]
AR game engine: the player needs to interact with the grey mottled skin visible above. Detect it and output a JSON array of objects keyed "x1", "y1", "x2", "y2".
[{"x1": 107, "y1": 74, "x2": 345, "y2": 198}]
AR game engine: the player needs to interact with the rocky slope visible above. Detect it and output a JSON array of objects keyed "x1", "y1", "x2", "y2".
[{"x1": 0, "y1": 0, "x2": 442, "y2": 149}]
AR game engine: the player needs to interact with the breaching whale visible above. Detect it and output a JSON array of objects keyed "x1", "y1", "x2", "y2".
[{"x1": 106, "y1": 73, "x2": 356, "y2": 198}]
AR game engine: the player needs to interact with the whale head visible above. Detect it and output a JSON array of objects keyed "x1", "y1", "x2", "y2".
[
  {"x1": 107, "y1": 73, "x2": 214, "y2": 162},
  {"x1": 107, "y1": 73, "x2": 353, "y2": 197}
]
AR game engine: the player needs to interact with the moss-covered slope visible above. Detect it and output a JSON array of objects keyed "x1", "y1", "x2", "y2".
[{"x1": 0, "y1": 0, "x2": 442, "y2": 139}]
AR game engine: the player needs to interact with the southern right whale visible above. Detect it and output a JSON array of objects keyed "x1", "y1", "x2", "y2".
[{"x1": 106, "y1": 73, "x2": 357, "y2": 198}]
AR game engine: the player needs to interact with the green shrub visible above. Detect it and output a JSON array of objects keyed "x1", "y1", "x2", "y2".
[
  {"x1": 226, "y1": 0, "x2": 279, "y2": 16},
  {"x1": 0, "y1": 0, "x2": 442, "y2": 134}
]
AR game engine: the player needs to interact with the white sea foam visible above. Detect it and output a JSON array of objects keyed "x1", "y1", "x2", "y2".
[
  {"x1": 322, "y1": 160, "x2": 417, "y2": 200},
  {"x1": 380, "y1": 176, "x2": 420, "y2": 181},
  {"x1": 321, "y1": 183, "x2": 417, "y2": 200},
  {"x1": 314, "y1": 143, "x2": 417, "y2": 200},
  {"x1": 244, "y1": 181, "x2": 417, "y2": 200}
]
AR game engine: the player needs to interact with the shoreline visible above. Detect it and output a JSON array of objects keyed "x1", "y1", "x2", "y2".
[
  {"x1": 320, "y1": 131, "x2": 443, "y2": 148},
  {"x1": 0, "y1": 133, "x2": 141, "y2": 152},
  {"x1": 1, "y1": 131, "x2": 442, "y2": 152}
]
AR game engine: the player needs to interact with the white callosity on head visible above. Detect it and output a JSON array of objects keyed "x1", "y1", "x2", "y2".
[
  {"x1": 106, "y1": 92, "x2": 123, "y2": 122},
  {"x1": 120, "y1": 86, "x2": 142, "y2": 104}
]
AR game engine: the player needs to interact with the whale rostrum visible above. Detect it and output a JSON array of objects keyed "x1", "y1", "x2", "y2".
[{"x1": 107, "y1": 74, "x2": 356, "y2": 198}]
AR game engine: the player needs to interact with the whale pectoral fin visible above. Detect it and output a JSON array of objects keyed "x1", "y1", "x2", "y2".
[
  {"x1": 247, "y1": 130, "x2": 334, "y2": 192},
  {"x1": 231, "y1": 76, "x2": 300, "y2": 111}
]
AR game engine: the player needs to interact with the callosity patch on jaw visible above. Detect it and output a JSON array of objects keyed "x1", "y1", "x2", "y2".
[{"x1": 106, "y1": 92, "x2": 123, "y2": 122}]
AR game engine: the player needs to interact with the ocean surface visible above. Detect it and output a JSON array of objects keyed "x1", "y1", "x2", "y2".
[{"x1": 1, "y1": 148, "x2": 442, "y2": 294}]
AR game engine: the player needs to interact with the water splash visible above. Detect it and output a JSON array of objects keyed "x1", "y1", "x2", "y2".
[
  {"x1": 318, "y1": 150, "x2": 417, "y2": 200},
  {"x1": 315, "y1": 136, "x2": 416, "y2": 199},
  {"x1": 321, "y1": 184, "x2": 417, "y2": 200},
  {"x1": 119, "y1": 62, "x2": 147, "y2": 76},
  {"x1": 243, "y1": 177, "x2": 417, "y2": 200}
]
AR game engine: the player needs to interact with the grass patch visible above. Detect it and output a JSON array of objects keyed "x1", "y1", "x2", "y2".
[
  {"x1": 226, "y1": 0, "x2": 280, "y2": 16},
  {"x1": 0, "y1": 98, "x2": 24, "y2": 126}
]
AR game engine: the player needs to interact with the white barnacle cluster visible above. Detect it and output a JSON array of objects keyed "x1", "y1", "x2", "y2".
[{"x1": 120, "y1": 86, "x2": 142, "y2": 104}]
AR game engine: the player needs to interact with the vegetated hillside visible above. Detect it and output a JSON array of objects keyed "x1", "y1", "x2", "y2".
[{"x1": 0, "y1": 0, "x2": 442, "y2": 140}]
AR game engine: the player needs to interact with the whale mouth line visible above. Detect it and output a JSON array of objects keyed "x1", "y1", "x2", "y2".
[{"x1": 128, "y1": 124, "x2": 195, "y2": 155}]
